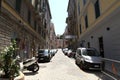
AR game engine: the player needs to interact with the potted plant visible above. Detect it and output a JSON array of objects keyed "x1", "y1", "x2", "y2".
[{"x1": 0, "y1": 40, "x2": 20, "y2": 80}]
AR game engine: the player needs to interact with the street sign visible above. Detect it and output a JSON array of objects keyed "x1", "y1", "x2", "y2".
[{"x1": 64, "y1": 35, "x2": 77, "y2": 39}]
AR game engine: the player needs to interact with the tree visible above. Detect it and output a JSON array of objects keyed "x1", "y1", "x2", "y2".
[{"x1": 0, "y1": 40, "x2": 20, "y2": 79}]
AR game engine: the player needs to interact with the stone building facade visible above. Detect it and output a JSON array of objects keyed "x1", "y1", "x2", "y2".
[
  {"x1": 0, "y1": 0, "x2": 51, "y2": 61},
  {"x1": 66, "y1": 0, "x2": 78, "y2": 50},
  {"x1": 49, "y1": 22, "x2": 57, "y2": 49}
]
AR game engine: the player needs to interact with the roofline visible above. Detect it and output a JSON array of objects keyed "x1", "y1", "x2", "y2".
[
  {"x1": 47, "y1": 0, "x2": 52, "y2": 19},
  {"x1": 67, "y1": 0, "x2": 70, "y2": 12}
]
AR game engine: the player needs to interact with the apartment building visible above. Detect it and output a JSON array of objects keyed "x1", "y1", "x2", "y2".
[
  {"x1": 56, "y1": 35, "x2": 63, "y2": 48},
  {"x1": 66, "y1": 0, "x2": 78, "y2": 50},
  {"x1": 69, "y1": 0, "x2": 120, "y2": 79},
  {"x1": 43, "y1": 0, "x2": 52, "y2": 49},
  {"x1": 63, "y1": 26, "x2": 69, "y2": 48},
  {"x1": 49, "y1": 22, "x2": 57, "y2": 49},
  {"x1": 0, "y1": 0, "x2": 51, "y2": 60}
]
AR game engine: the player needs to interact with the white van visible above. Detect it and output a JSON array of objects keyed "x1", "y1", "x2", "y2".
[{"x1": 75, "y1": 47, "x2": 102, "y2": 70}]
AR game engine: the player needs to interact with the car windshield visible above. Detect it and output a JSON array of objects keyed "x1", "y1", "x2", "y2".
[
  {"x1": 44, "y1": 50, "x2": 49, "y2": 54},
  {"x1": 38, "y1": 50, "x2": 44, "y2": 53},
  {"x1": 82, "y1": 49, "x2": 100, "y2": 56}
]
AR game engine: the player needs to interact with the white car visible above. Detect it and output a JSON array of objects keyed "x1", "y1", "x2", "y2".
[{"x1": 75, "y1": 47, "x2": 102, "y2": 70}]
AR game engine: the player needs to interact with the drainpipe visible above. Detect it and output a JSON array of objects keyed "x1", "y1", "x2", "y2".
[{"x1": 0, "y1": 0, "x2": 1, "y2": 12}]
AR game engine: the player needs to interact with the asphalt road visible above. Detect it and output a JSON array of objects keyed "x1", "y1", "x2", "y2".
[{"x1": 24, "y1": 49, "x2": 102, "y2": 80}]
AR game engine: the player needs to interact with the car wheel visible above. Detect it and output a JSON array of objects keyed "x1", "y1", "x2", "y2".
[
  {"x1": 32, "y1": 64, "x2": 39, "y2": 72},
  {"x1": 80, "y1": 62, "x2": 85, "y2": 70},
  {"x1": 75, "y1": 59, "x2": 79, "y2": 66},
  {"x1": 47, "y1": 57, "x2": 51, "y2": 62},
  {"x1": 75, "y1": 59, "x2": 77, "y2": 65}
]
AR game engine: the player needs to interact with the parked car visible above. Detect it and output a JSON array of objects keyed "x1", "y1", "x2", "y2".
[
  {"x1": 37, "y1": 49, "x2": 51, "y2": 62},
  {"x1": 62, "y1": 48, "x2": 68, "y2": 55},
  {"x1": 50, "y1": 49, "x2": 57, "y2": 57},
  {"x1": 67, "y1": 50, "x2": 76, "y2": 58},
  {"x1": 75, "y1": 47, "x2": 102, "y2": 70}
]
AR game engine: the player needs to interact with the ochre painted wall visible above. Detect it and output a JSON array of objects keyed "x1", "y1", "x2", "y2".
[
  {"x1": 99, "y1": 0, "x2": 117, "y2": 14},
  {"x1": 87, "y1": 2, "x2": 95, "y2": 27}
]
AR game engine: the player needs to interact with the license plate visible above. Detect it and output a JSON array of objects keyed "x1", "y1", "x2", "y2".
[
  {"x1": 94, "y1": 65, "x2": 99, "y2": 67},
  {"x1": 40, "y1": 58, "x2": 44, "y2": 60}
]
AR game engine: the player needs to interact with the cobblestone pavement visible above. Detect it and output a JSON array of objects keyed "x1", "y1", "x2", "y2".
[{"x1": 24, "y1": 49, "x2": 102, "y2": 80}]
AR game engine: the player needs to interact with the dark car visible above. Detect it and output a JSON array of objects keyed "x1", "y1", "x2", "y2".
[
  {"x1": 37, "y1": 49, "x2": 51, "y2": 62},
  {"x1": 67, "y1": 50, "x2": 76, "y2": 58}
]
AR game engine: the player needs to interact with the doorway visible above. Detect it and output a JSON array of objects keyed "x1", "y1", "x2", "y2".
[{"x1": 98, "y1": 37, "x2": 104, "y2": 57}]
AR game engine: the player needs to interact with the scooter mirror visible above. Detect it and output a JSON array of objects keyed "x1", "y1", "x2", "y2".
[{"x1": 16, "y1": 55, "x2": 21, "y2": 61}]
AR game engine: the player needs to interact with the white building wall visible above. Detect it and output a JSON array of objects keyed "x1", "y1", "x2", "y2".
[{"x1": 79, "y1": 8, "x2": 120, "y2": 76}]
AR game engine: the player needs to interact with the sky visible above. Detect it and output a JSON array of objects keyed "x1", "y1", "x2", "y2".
[{"x1": 49, "y1": 0, "x2": 69, "y2": 35}]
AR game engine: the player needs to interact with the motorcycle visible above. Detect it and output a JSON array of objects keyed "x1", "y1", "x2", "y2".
[{"x1": 17, "y1": 56, "x2": 39, "y2": 73}]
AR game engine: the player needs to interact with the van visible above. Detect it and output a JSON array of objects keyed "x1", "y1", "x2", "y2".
[{"x1": 75, "y1": 47, "x2": 102, "y2": 70}]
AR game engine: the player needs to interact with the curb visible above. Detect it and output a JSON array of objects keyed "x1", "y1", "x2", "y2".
[{"x1": 14, "y1": 71, "x2": 25, "y2": 80}]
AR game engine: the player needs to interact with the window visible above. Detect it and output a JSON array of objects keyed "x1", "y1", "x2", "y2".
[
  {"x1": 79, "y1": 50, "x2": 81, "y2": 55},
  {"x1": 83, "y1": 49, "x2": 100, "y2": 56},
  {"x1": 79, "y1": 24, "x2": 82, "y2": 34},
  {"x1": 34, "y1": 21, "x2": 37, "y2": 30},
  {"x1": 35, "y1": 1, "x2": 38, "y2": 10},
  {"x1": 29, "y1": 0, "x2": 32, "y2": 3},
  {"x1": 87, "y1": 42, "x2": 90, "y2": 48},
  {"x1": 43, "y1": 32, "x2": 46, "y2": 39},
  {"x1": 0, "y1": 0, "x2": 1, "y2": 8},
  {"x1": 38, "y1": 26, "x2": 41, "y2": 35},
  {"x1": 77, "y1": 49, "x2": 79, "y2": 54},
  {"x1": 85, "y1": 15, "x2": 88, "y2": 28},
  {"x1": 83, "y1": 0, "x2": 87, "y2": 5},
  {"x1": 44, "y1": 22, "x2": 47, "y2": 28},
  {"x1": 28, "y1": 10, "x2": 31, "y2": 24},
  {"x1": 98, "y1": 37, "x2": 104, "y2": 57},
  {"x1": 15, "y1": 0, "x2": 22, "y2": 13},
  {"x1": 78, "y1": 3, "x2": 80, "y2": 15},
  {"x1": 94, "y1": 0, "x2": 100, "y2": 18}
]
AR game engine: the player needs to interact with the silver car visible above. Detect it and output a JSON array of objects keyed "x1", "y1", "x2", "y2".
[{"x1": 75, "y1": 47, "x2": 102, "y2": 70}]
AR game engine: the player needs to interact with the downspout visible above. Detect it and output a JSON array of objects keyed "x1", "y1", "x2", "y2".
[{"x1": 0, "y1": 0, "x2": 1, "y2": 12}]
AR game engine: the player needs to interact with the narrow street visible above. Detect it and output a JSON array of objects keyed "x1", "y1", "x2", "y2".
[
  {"x1": 0, "y1": 0, "x2": 120, "y2": 80},
  {"x1": 24, "y1": 49, "x2": 102, "y2": 80}
]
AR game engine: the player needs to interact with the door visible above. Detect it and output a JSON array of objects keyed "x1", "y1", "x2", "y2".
[
  {"x1": 98, "y1": 37, "x2": 105, "y2": 70},
  {"x1": 98, "y1": 37, "x2": 104, "y2": 57}
]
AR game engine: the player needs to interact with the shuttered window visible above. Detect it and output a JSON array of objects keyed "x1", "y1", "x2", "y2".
[
  {"x1": 15, "y1": 0, "x2": 22, "y2": 13},
  {"x1": 94, "y1": 0, "x2": 100, "y2": 18}
]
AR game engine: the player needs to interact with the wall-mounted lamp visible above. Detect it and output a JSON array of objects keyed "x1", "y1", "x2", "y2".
[
  {"x1": 106, "y1": 27, "x2": 110, "y2": 31},
  {"x1": 91, "y1": 36, "x2": 93, "y2": 39}
]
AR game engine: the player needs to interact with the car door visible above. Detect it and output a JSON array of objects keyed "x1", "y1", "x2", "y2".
[
  {"x1": 75, "y1": 49, "x2": 79, "y2": 59},
  {"x1": 77, "y1": 49, "x2": 82, "y2": 64}
]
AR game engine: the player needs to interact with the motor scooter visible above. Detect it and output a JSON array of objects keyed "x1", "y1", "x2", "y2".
[{"x1": 17, "y1": 56, "x2": 39, "y2": 73}]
